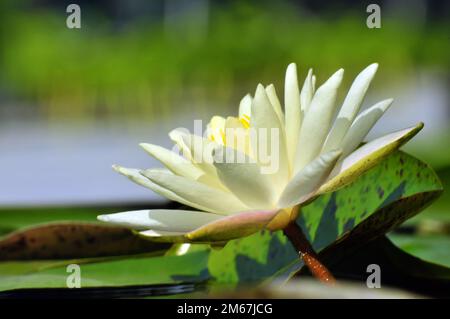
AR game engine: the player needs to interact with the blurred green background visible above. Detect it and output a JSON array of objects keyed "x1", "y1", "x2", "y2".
[
  {"x1": 0, "y1": 0, "x2": 449, "y2": 266},
  {"x1": 0, "y1": 0, "x2": 448, "y2": 122}
]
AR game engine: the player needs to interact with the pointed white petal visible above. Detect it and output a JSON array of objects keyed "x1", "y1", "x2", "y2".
[
  {"x1": 140, "y1": 141, "x2": 226, "y2": 190},
  {"x1": 300, "y1": 68, "x2": 314, "y2": 114},
  {"x1": 284, "y1": 63, "x2": 301, "y2": 168},
  {"x1": 322, "y1": 63, "x2": 378, "y2": 153},
  {"x1": 294, "y1": 69, "x2": 344, "y2": 173},
  {"x1": 252, "y1": 84, "x2": 290, "y2": 187},
  {"x1": 98, "y1": 209, "x2": 221, "y2": 232},
  {"x1": 113, "y1": 165, "x2": 207, "y2": 210},
  {"x1": 113, "y1": 166, "x2": 228, "y2": 214},
  {"x1": 239, "y1": 94, "x2": 252, "y2": 118},
  {"x1": 265, "y1": 84, "x2": 285, "y2": 125},
  {"x1": 340, "y1": 63, "x2": 378, "y2": 121},
  {"x1": 318, "y1": 123, "x2": 423, "y2": 194},
  {"x1": 312, "y1": 75, "x2": 316, "y2": 92},
  {"x1": 341, "y1": 98, "x2": 393, "y2": 157},
  {"x1": 141, "y1": 169, "x2": 249, "y2": 215},
  {"x1": 213, "y1": 145, "x2": 277, "y2": 208},
  {"x1": 139, "y1": 143, "x2": 203, "y2": 180},
  {"x1": 278, "y1": 150, "x2": 342, "y2": 208}
]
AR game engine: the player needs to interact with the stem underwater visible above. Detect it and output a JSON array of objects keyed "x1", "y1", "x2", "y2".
[{"x1": 283, "y1": 221, "x2": 336, "y2": 285}]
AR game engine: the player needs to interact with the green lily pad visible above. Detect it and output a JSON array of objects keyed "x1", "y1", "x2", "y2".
[
  {"x1": 207, "y1": 150, "x2": 443, "y2": 282},
  {"x1": 0, "y1": 251, "x2": 210, "y2": 292},
  {"x1": 388, "y1": 233, "x2": 450, "y2": 269},
  {"x1": 0, "y1": 150, "x2": 443, "y2": 291}
]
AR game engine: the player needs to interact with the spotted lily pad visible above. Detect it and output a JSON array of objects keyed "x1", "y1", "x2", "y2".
[
  {"x1": 0, "y1": 222, "x2": 170, "y2": 260},
  {"x1": 0, "y1": 150, "x2": 444, "y2": 291},
  {"x1": 206, "y1": 150, "x2": 443, "y2": 283}
]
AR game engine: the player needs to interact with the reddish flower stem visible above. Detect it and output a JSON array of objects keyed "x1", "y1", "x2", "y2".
[{"x1": 283, "y1": 221, "x2": 336, "y2": 285}]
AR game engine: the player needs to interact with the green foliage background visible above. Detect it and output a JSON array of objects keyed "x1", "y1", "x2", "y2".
[{"x1": 0, "y1": 1, "x2": 448, "y2": 121}]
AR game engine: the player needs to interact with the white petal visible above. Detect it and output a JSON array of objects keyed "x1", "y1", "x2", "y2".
[
  {"x1": 141, "y1": 169, "x2": 249, "y2": 215},
  {"x1": 113, "y1": 165, "x2": 226, "y2": 214},
  {"x1": 239, "y1": 94, "x2": 252, "y2": 118},
  {"x1": 300, "y1": 68, "x2": 314, "y2": 114},
  {"x1": 252, "y1": 84, "x2": 289, "y2": 187},
  {"x1": 223, "y1": 117, "x2": 252, "y2": 155},
  {"x1": 140, "y1": 142, "x2": 226, "y2": 190},
  {"x1": 181, "y1": 133, "x2": 218, "y2": 177},
  {"x1": 339, "y1": 63, "x2": 378, "y2": 120},
  {"x1": 213, "y1": 145, "x2": 277, "y2": 208},
  {"x1": 169, "y1": 128, "x2": 193, "y2": 160},
  {"x1": 207, "y1": 116, "x2": 226, "y2": 144},
  {"x1": 284, "y1": 63, "x2": 302, "y2": 169},
  {"x1": 322, "y1": 63, "x2": 378, "y2": 153},
  {"x1": 140, "y1": 230, "x2": 185, "y2": 236},
  {"x1": 265, "y1": 84, "x2": 285, "y2": 125},
  {"x1": 224, "y1": 116, "x2": 245, "y2": 129},
  {"x1": 294, "y1": 68, "x2": 344, "y2": 173},
  {"x1": 113, "y1": 166, "x2": 183, "y2": 201},
  {"x1": 341, "y1": 98, "x2": 393, "y2": 157},
  {"x1": 319, "y1": 123, "x2": 423, "y2": 194},
  {"x1": 98, "y1": 209, "x2": 221, "y2": 232},
  {"x1": 138, "y1": 229, "x2": 186, "y2": 240},
  {"x1": 277, "y1": 150, "x2": 342, "y2": 208},
  {"x1": 170, "y1": 129, "x2": 220, "y2": 179},
  {"x1": 139, "y1": 143, "x2": 203, "y2": 180},
  {"x1": 170, "y1": 132, "x2": 228, "y2": 190}
]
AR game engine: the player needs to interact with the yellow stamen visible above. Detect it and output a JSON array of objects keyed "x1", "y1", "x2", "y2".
[
  {"x1": 240, "y1": 115, "x2": 250, "y2": 129},
  {"x1": 219, "y1": 128, "x2": 226, "y2": 144}
]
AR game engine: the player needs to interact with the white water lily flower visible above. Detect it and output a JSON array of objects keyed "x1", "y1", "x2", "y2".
[{"x1": 98, "y1": 63, "x2": 423, "y2": 243}]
